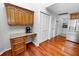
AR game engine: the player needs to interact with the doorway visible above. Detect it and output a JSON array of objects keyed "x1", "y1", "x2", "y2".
[{"x1": 55, "y1": 17, "x2": 63, "y2": 37}]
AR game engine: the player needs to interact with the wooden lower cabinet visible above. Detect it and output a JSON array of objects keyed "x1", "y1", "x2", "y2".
[{"x1": 10, "y1": 37, "x2": 26, "y2": 56}]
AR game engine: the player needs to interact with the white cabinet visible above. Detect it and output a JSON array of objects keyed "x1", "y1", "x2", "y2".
[
  {"x1": 75, "y1": 20, "x2": 79, "y2": 31},
  {"x1": 66, "y1": 19, "x2": 79, "y2": 43},
  {"x1": 66, "y1": 32, "x2": 79, "y2": 43},
  {"x1": 68, "y1": 20, "x2": 77, "y2": 31}
]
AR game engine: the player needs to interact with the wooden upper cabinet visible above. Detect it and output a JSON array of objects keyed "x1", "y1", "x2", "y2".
[
  {"x1": 4, "y1": 3, "x2": 34, "y2": 26},
  {"x1": 70, "y1": 13, "x2": 79, "y2": 19}
]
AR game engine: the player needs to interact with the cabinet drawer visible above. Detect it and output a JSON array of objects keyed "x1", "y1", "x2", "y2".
[
  {"x1": 13, "y1": 47, "x2": 25, "y2": 55},
  {"x1": 10, "y1": 37, "x2": 26, "y2": 56},
  {"x1": 12, "y1": 43, "x2": 25, "y2": 50},
  {"x1": 29, "y1": 34, "x2": 36, "y2": 38},
  {"x1": 11, "y1": 37, "x2": 25, "y2": 44}
]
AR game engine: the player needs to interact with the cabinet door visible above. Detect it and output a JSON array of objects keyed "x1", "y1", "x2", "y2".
[
  {"x1": 29, "y1": 12, "x2": 34, "y2": 25},
  {"x1": 14, "y1": 7, "x2": 19, "y2": 25},
  {"x1": 21, "y1": 10, "x2": 28, "y2": 25},
  {"x1": 6, "y1": 5, "x2": 15, "y2": 25},
  {"x1": 18, "y1": 9, "x2": 29, "y2": 26},
  {"x1": 24, "y1": 11, "x2": 29, "y2": 25},
  {"x1": 6, "y1": 6, "x2": 11, "y2": 25},
  {"x1": 22, "y1": 10, "x2": 25, "y2": 25},
  {"x1": 18, "y1": 8, "x2": 22, "y2": 25},
  {"x1": 20, "y1": 9, "x2": 24, "y2": 25}
]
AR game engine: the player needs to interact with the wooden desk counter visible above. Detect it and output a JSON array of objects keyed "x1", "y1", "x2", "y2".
[
  {"x1": 10, "y1": 33, "x2": 37, "y2": 39},
  {"x1": 10, "y1": 33, "x2": 36, "y2": 56}
]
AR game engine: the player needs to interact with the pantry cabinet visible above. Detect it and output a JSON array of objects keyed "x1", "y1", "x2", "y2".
[{"x1": 4, "y1": 3, "x2": 34, "y2": 26}]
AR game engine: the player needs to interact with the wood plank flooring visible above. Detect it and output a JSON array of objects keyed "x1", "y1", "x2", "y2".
[{"x1": 1, "y1": 36, "x2": 79, "y2": 56}]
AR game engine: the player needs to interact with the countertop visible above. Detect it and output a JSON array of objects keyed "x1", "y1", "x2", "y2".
[{"x1": 10, "y1": 33, "x2": 36, "y2": 39}]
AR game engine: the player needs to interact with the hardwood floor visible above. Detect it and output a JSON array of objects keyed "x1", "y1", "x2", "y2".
[{"x1": 1, "y1": 36, "x2": 79, "y2": 56}]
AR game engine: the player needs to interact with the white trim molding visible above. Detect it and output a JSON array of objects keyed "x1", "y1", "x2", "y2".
[
  {"x1": 32, "y1": 41, "x2": 39, "y2": 46},
  {"x1": 0, "y1": 48, "x2": 11, "y2": 55}
]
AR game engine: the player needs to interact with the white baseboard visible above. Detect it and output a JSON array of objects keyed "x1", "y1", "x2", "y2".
[
  {"x1": 32, "y1": 41, "x2": 39, "y2": 46},
  {"x1": 0, "y1": 48, "x2": 11, "y2": 55},
  {"x1": 32, "y1": 39, "x2": 50, "y2": 47},
  {"x1": 38, "y1": 39, "x2": 48, "y2": 44}
]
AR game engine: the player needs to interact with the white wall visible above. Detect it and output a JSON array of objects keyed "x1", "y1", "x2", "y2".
[
  {"x1": 0, "y1": 3, "x2": 11, "y2": 53},
  {"x1": 0, "y1": 3, "x2": 52, "y2": 53},
  {"x1": 0, "y1": 29, "x2": 4, "y2": 52}
]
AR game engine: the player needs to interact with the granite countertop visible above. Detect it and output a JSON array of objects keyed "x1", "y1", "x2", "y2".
[{"x1": 10, "y1": 33, "x2": 36, "y2": 39}]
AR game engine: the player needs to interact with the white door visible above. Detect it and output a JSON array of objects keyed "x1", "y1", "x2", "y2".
[
  {"x1": 40, "y1": 12, "x2": 50, "y2": 42},
  {"x1": 55, "y1": 18, "x2": 63, "y2": 36}
]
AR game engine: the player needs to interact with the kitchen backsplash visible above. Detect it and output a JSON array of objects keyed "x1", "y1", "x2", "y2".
[{"x1": 10, "y1": 26, "x2": 33, "y2": 34}]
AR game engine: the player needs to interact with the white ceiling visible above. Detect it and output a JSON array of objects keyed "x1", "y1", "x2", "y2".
[{"x1": 47, "y1": 3, "x2": 79, "y2": 15}]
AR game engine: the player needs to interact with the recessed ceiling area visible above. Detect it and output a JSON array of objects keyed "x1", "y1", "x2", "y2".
[{"x1": 47, "y1": 3, "x2": 79, "y2": 15}]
